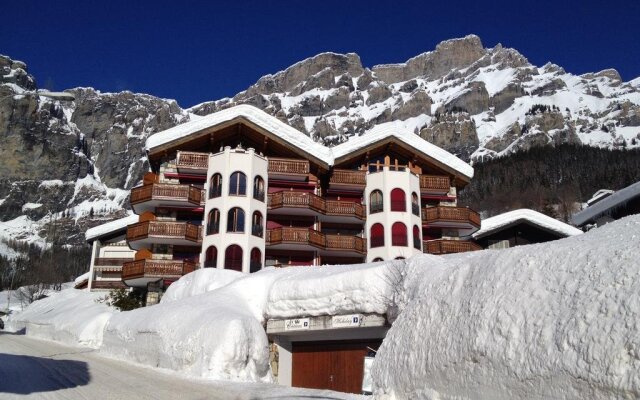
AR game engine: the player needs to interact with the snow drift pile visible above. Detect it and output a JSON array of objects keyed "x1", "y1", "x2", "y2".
[
  {"x1": 4, "y1": 289, "x2": 114, "y2": 348},
  {"x1": 372, "y1": 214, "x2": 640, "y2": 399}
]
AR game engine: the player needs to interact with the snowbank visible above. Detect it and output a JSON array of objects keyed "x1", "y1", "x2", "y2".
[
  {"x1": 160, "y1": 268, "x2": 243, "y2": 304},
  {"x1": 372, "y1": 214, "x2": 640, "y2": 399},
  {"x1": 5, "y1": 289, "x2": 114, "y2": 348},
  {"x1": 266, "y1": 261, "x2": 400, "y2": 319}
]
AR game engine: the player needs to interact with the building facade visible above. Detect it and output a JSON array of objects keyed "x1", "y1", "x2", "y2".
[{"x1": 118, "y1": 105, "x2": 480, "y2": 295}]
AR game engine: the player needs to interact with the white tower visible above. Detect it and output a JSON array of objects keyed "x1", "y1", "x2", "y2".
[
  {"x1": 200, "y1": 146, "x2": 268, "y2": 273},
  {"x1": 365, "y1": 166, "x2": 423, "y2": 262}
]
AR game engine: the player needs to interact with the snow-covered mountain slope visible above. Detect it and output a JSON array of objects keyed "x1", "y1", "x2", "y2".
[{"x1": 1, "y1": 35, "x2": 639, "y2": 247}]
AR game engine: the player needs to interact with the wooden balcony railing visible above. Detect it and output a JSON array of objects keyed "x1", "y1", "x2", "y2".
[
  {"x1": 130, "y1": 183, "x2": 204, "y2": 206},
  {"x1": 422, "y1": 206, "x2": 481, "y2": 227},
  {"x1": 266, "y1": 227, "x2": 366, "y2": 254},
  {"x1": 122, "y1": 259, "x2": 198, "y2": 281},
  {"x1": 268, "y1": 191, "x2": 365, "y2": 220},
  {"x1": 127, "y1": 221, "x2": 202, "y2": 243},
  {"x1": 91, "y1": 280, "x2": 128, "y2": 290},
  {"x1": 329, "y1": 169, "x2": 366, "y2": 186},
  {"x1": 94, "y1": 258, "x2": 135, "y2": 266},
  {"x1": 419, "y1": 175, "x2": 451, "y2": 193},
  {"x1": 423, "y1": 239, "x2": 482, "y2": 255},
  {"x1": 176, "y1": 151, "x2": 209, "y2": 170},
  {"x1": 268, "y1": 158, "x2": 310, "y2": 175}
]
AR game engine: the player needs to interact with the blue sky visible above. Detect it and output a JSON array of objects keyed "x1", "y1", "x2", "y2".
[{"x1": 2, "y1": 0, "x2": 638, "y2": 107}]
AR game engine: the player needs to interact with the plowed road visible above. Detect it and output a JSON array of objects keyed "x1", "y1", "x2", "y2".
[{"x1": 0, "y1": 332, "x2": 359, "y2": 400}]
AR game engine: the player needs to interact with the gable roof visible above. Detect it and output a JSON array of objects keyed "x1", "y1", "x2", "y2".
[
  {"x1": 331, "y1": 124, "x2": 474, "y2": 180},
  {"x1": 85, "y1": 214, "x2": 138, "y2": 242},
  {"x1": 572, "y1": 180, "x2": 640, "y2": 226},
  {"x1": 473, "y1": 209, "x2": 582, "y2": 239},
  {"x1": 146, "y1": 104, "x2": 333, "y2": 169},
  {"x1": 145, "y1": 105, "x2": 473, "y2": 180}
]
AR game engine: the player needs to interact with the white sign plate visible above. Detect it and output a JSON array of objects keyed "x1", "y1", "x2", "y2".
[
  {"x1": 284, "y1": 318, "x2": 310, "y2": 331},
  {"x1": 331, "y1": 314, "x2": 363, "y2": 328}
]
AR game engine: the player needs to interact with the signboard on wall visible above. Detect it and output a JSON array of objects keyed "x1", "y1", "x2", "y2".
[
  {"x1": 331, "y1": 314, "x2": 363, "y2": 328},
  {"x1": 284, "y1": 318, "x2": 310, "y2": 331}
]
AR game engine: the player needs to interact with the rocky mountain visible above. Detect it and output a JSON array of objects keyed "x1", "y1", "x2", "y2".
[{"x1": 1, "y1": 35, "x2": 639, "y2": 248}]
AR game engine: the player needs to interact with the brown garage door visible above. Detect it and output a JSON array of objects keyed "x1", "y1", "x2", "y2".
[{"x1": 292, "y1": 340, "x2": 381, "y2": 394}]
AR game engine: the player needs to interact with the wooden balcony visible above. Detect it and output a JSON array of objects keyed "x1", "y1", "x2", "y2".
[
  {"x1": 130, "y1": 183, "x2": 204, "y2": 213},
  {"x1": 122, "y1": 259, "x2": 197, "y2": 287},
  {"x1": 329, "y1": 169, "x2": 366, "y2": 189},
  {"x1": 266, "y1": 227, "x2": 366, "y2": 255},
  {"x1": 423, "y1": 239, "x2": 482, "y2": 255},
  {"x1": 268, "y1": 158, "x2": 310, "y2": 181},
  {"x1": 94, "y1": 257, "x2": 135, "y2": 266},
  {"x1": 268, "y1": 191, "x2": 365, "y2": 222},
  {"x1": 176, "y1": 151, "x2": 209, "y2": 174},
  {"x1": 90, "y1": 280, "x2": 128, "y2": 290},
  {"x1": 126, "y1": 221, "x2": 202, "y2": 250},
  {"x1": 422, "y1": 206, "x2": 481, "y2": 230},
  {"x1": 419, "y1": 175, "x2": 451, "y2": 195}
]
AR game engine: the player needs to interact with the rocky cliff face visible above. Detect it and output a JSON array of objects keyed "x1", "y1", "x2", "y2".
[{"x1": 1, "y1": 35, "x2": 639, "y2": 248}]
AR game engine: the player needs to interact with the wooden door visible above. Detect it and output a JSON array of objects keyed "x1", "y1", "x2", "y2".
[{"x1": 292, "y1": 340, "x2": 380, "y2": 394}]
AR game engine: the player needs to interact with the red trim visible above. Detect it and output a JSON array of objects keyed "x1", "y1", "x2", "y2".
[
  {"x1": 421, "y1": 195, "x2": 457, "y2": 201},
  {"x1": 268, "y1": 180, "x2": 315, "y2": 189},
  {"x1": 164, "y1": 172, "x2": 206, "y2": 181}
]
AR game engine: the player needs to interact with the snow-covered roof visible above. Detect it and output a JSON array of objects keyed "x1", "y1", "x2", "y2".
[
  {"x1": 85, "y1": 214, "x2": 138, "y2": 242},
  {"x1": 145, "y1": 104, "x2": 474, "y2": 180},
  {"x1": 586, "y1": 189, "x2": 614, "y2": 206},
  {"x1": 146, "y1": 104, "x2": 333, "y2": 167},
  {"x1": 473, "y1": 209, "x2": 582, "y2": 239},
  {"x1": 572, "y1": 180, "x2": 640, "y2": 226},
  {"x1": 74, "y1": 271, "x2": 90, "y2": 286},
  {"x1": 331, "y1": 124, "x2": 474, "y2": 180}
]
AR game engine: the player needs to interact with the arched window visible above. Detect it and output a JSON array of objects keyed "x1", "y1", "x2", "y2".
[
  {"x1": 204, "y1": 246, "x2": 217, "y2": 268},
  {"x1": 209, "y1": 173, "x2": 222, "y2": 199},
  {"x1": 207, "y1": 209, "x2": 220, "y2": 235},
  {"x1": 253, "y1": 176, "x2": 265, "y2": 202},
  {"x1": 251, "y1": 211, "x2": 263, "y2": 237},
  {"x1": 412, "y1": 192, "x2": 420, "y2": 216},
  {"x1": 229, "y1": 171, "x2": 247, "y2": 196},
  {"x1": 372, "y1": 257, "x2": 384, "y2": 262},
  {"x1": 391, "y1": 188, "x2": 406, "y2": 212},
  {"x1": 227, "y1": 207, "x2": 245, "y2": 232},
  {"x1": 413, "y1": 225, "x2": 421, "y2": 250},
  {"x1": 369, "y1": 190, "x2": 383, "y2": 214},
  {"x1": 392, "y1": 222, "x2": 408, "y2": 246},
  {"x1": 250, "y1": 248, "x2": 262, "y2": 273},
  {"x1": 370, "y1": 223, "x2": 384, "y2": 248},
  {"x1": 224, "y1": 245, "x2": 243, "y2": 271}
]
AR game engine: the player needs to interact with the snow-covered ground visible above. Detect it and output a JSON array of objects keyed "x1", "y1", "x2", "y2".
[{"x1": 5, "y1": 214, "x2": 640, "y2": 398}]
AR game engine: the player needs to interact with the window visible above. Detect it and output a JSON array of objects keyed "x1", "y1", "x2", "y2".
[
  {"x1": 204, "y1": 246, "x2": 217, "y2": 268},
  {"x1": 488, "y1": 239, "x2": 510, "y2": 249},
  {"x1": 229, "y1": 171, "x2": 247, "y2": 196},
  {"x1": 392, "y1": 222, "x2": 408, "y2": 246},
  {"x1": 370, "y1": 223, "x2": 384, "y2": 248},
  {"x1": 253, "y1": 176, "x2": 265, "y2": 202},
  {"x1": 209, "y1": 173, "x2": 222, "y2": 199},
  {"x1": 224, "y1": 245, "x2": 243, "y2": 271},
  {"x1": 251, "y1": 211, "x2": 264, "y2": 237},
  {"x1": 391, "y1": 188, "x2": 406, "y2": 212},
  {"x1": 412, "y1": 192, "x2": 420, "y2": 216},
  {"x1": 372, "y1": 257, "x2": 384, "y2": 262},
  {"x1": 207, "y1": 209, "x2": 220, "y2": 235},
  {"x1": 369, "y1": 190, "x2": 383, "y2": 214},
  {"x1": 413, "y1": 225, "x2": 421, "y2": 250},
  {"x1": 250, "y1": 248, "x2": 262, "y2": 273},
  {"x1": 227, "y1": 207, "x2": 245, "y2": 232}
]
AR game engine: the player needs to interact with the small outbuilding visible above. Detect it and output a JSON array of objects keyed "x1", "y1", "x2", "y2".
[
  {"x1": 572, "y1": 181, "x2": 640, "y2": 230},
  {"x1": 473, "y1": 209, "x2": 582, "y2": 249}
]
